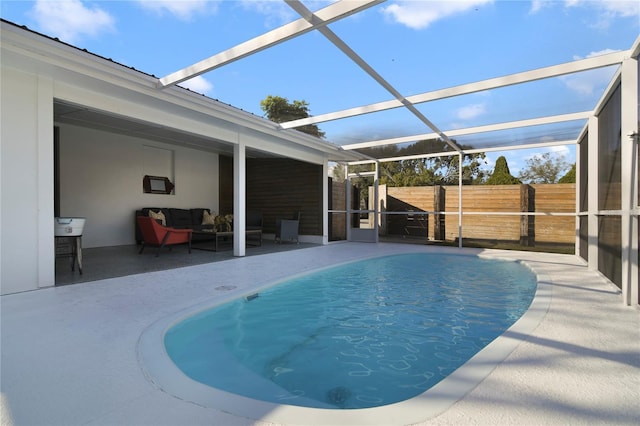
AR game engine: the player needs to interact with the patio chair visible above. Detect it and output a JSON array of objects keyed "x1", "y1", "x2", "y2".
[
  {"x1": 137, "y1": 216, "x2": 192, "y2": 257},
  {"x1": 275, "y1": 211, "x2": 300, "y2": 244}
]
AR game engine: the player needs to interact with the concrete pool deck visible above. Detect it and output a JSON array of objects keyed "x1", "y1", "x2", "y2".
[{"x1": 1, "y1": 243, "x2": 638, "y2": 425}]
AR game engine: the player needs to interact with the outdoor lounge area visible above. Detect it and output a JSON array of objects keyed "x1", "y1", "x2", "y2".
[{"x1": 1, "y1": 1, "x2": 639, "y2": 425}]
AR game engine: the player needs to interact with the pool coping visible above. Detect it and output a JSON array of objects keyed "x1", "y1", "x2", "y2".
[{"x1": 137, "y1": 251, "x2": 552, "y2": 426}]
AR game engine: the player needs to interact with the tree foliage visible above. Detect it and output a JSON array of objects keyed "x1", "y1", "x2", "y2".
[
  {"x1": 485, "y1": 156, "x2": 521, "y2": 185},
  {"x1": 518, "y1": 152, "x2": 571, "y2": 184},
  {"x1": 558, "y1": 163, "x2": 576, "y2": 183},
  {"x1": 355, "y1": 139, "x2": 488, "y2": 186},
  {"x1": 260, "y1": 95, "x2": 325, "y2": 138}
]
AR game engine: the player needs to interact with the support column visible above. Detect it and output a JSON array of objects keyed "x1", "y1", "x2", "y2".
[
  {"x1": 520, "y1": 184, "x2": 535, "y2": 247},
  {"x1": 575, "y1": 142, "x2": 581, "y2": 256},
  {"x1": 620, "y1": 57, "x2": 639, "y2": 305},
  {"x1": 434, "y1": 185, "x2": 445, "y2": 240},
  {"x1": 346, "y1": 164, "x2": 351, "y2": 242},
  {"x1": 374, "y1": 161, "x2": 379, "y2": 243},
  {"x1": 458, "y1": 152, "x2": 463, "y2": 248},
  {"x1": 322, "y1": 159, "x2": 329, "y2": 245},
  {"x1": 233, "y1": 140, "x2": 246, "y2": 257},
  {"x1": 587, "y1": 116, "x2": 599, "y2": 272},
  {"x1": 37, "y1": 76, "x2": 55, "y2": 288}
]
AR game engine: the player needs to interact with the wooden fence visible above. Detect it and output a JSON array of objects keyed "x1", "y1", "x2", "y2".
[{"x1": 382, "y1": 184, "x2": 576, "y2": 246}]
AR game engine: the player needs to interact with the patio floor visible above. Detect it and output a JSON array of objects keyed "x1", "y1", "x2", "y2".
[
  {"x1": 3, "y1": 242, "x2": 639, "y2": 425},
  {"x1": 55, "y1": 239, "x2": 320, "y2": 286}
]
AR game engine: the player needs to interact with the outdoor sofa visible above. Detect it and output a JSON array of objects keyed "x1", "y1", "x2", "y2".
[{"x1": 135, "y1": 208, "x2": 263, "y2": 245}]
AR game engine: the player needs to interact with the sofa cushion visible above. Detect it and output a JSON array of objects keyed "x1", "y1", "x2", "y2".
[
  {"x1": 168, "y1": 208, "x2": 192, "y2": 229},
  {"x1": 201, "y1": 210, "x2": 216, "y2": 226},
  {"x1": 148, "y1": 209, "x2": 166, "y2": 226},
  {"x1": 190, "y1": 208, "x2": 211, "y2": 226}
]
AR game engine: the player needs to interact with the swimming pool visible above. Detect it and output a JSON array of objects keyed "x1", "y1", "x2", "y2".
[{"x1": 139, "y1": 249, "x2": 551, "y2": 425}]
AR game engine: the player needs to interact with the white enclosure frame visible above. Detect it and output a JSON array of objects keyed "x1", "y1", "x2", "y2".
[{"x1": 162, "y1": 0, "x2": 638, "y2": 305}]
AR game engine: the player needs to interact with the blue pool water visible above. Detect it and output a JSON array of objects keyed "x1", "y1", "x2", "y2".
[{"x1": 165, "y1": 253, "x2": 537, "y2": 409}]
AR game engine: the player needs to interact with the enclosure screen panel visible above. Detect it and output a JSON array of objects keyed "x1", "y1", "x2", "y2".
[{"x1": 598, "y1": 85, "x2": 621, "y2": 211}]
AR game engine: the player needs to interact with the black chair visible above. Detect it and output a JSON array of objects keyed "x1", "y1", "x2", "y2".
[{"x1": 275, "y1": 212, "x2": 300, "y2": 244}]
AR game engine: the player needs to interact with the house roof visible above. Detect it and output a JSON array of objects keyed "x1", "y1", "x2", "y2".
[{"x1": 0, "y1": 17, "x2": 367, "y2": 164}]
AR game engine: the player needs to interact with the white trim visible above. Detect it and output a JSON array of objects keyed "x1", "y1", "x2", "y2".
[
  {"x1": 342, "y1": 112, "x2": 589, "y2": 151},
  {"x1": 37, "y1": 76, "x2": 55, "y2": 289},
  {"x1": 587, "y1": 116, "x2": 599, "y2": 272},
  {"x1": 620, "y1": 57, "x2": 639, "y2": 305},
  {"x1": 348, "y1": 140, "x2": 576, "y2": 166}
]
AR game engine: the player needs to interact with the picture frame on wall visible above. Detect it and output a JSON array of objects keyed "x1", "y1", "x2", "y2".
[{"x1": 143, "y1": 175, "x2": 174, "y2": 194}]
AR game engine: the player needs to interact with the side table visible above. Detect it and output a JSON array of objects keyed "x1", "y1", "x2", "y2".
[{"x1": 55, "y1": 235, "x2": 83, "y2": 274}]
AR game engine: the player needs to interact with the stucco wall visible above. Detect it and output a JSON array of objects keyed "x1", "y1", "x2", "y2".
[
  {"x1": 58, "y1": 123, "x2": 219, "y2": 249},
  {"x1": 1, "y1": 68, "x2": 53, "y2": 294}
]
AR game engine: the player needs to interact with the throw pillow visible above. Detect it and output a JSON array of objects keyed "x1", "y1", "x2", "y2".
[
  {"x1": 148, "y1": 209, "x2": 166, "y2": 226},
  {"x1": 202, "y1": 210, "x2": 217, "y2": 226}
]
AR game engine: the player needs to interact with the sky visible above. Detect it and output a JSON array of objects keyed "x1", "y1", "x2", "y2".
[{"x1": 1, "y1": 0, "x2": 639, "y2": 176}]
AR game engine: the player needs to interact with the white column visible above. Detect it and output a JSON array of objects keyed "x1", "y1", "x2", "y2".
[
  {"x1": 374, "y1": 161, "x2": 379, "y2": 243},
  {"x1": 575, "y1": 141, "x2": 581, "y2": 256},
  {"x1": 346, "y1": 164, "x2": 351, "y2": 242},
  {"x1": 620, "y1": 57, "x2": 639, "y2": 305},
  {"x1": 587, "y1": 116, "x2": 599, "y2": 272},
  {"x1": 37, "y1": 76, "x2": 55, "y2": 288},
  {"x1": 322, "y1": 159, "x2": 329, "y2": 245},
  {"x1": 233, "y1": 140, "x2": 246, "y2": 257},
  {"x1": 458, "y1": 152, "x2": 463, "y2": 248}
]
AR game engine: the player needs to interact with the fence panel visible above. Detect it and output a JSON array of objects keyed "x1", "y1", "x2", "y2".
[
  {"x1": 532, "y1": 184, "x2": 576, "y2": 243},
  {"x1": 382, "y1": 184, "x2": 575, "y2": 245}
]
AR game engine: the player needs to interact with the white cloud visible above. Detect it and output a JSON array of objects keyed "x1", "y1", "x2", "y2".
[
  {"x1": 180, "y1": 75, "x2": 214, "y2": 95},
  {"x1": 538, "y1": 0, "x2": 640, "y2": 29},
  {"x1": 136, "y1": 0, "x2": 219, "y2": 21},
  {"x1": 530, "y1": 1, "x2": 639, "y2": 28},
  {"x1": 598, "y1": 0, "x2": 640, "y2": 17},
  {"x1": 560, "y1": 49, "x2": 619, "y2": 95},
  {"x1": 529, "y1": 0, "x2": 552, "y2": 14},
  {"x1": 30, "y1": 0, "x2": 114, "y2": 43},
  {"x1": 456, "y1": 103, "x2": 486, "y2": 120},
  {"x1": 381, "y1": 0, "x2": 493, "y2": 30},
  {"x1": 549, "y1": 145, "x2": 570, "y2": 157},
  {"x1": 239, "y1": 0, "x2": 297, "y2": 27},
  {"x1": 567, "y1": 0, "x2": 640, "y2": 17}
]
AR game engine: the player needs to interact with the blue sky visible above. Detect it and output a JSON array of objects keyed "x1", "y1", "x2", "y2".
[{"x1": 2, "y1": 0, "x2": 639, "y2": 175}]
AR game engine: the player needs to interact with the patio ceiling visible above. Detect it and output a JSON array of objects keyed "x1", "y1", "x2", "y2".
[
  {"x1": 53, "y1": 99, "x2": 349, "y2": 161},
  {"x1": 157, "y1": 0, "x2": 639, "y2": 161}
]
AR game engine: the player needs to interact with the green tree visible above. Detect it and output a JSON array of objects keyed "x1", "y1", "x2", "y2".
[
  {"x1": 485, "y1": 156, "x2": 521, "y2": 185},
  {"x1": 330, "y1": 162, "x2": 346, "y2": 182},
  {"x1": 518, "y1": 152, "x2": 570, "y2": 184},
  {"x1": 260, "y1": 95, "x2": 325, "y2": 138},
  {"x1": 558, "y1": 163, "x2": 576, "y2": 183}
]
